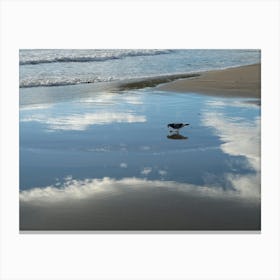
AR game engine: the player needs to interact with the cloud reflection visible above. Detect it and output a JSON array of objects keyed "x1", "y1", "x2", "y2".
[
  {"x1": 206, "y1": 99, "x2": 260, "y2": 109},
  {"x1": 20, "y1": 174, "x2": 260, "y2": 206},
  {"x1": 21, "y1": 112, "x2": 146, "y2": 131},
  {"x1": 202, "y1": 112, "x2": 260, "y2": 172},
  {"x1": 120, "y1": 163, "x2": 128, "y2": 168},
  {"x1": 200, "y1": 106, "x2": 260, "y2": 202},
  {"x1": 20, "y1": 104, "x2": 53, "y2": 111},
  {"x1": 141, "y1": 167, "x2": 152, "y2": 175},
  {"x1": 79, "y1": 93, "x2": 143, "y2": 106}
]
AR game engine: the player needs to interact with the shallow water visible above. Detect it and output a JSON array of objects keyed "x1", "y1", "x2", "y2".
[{"x1": 20, "y1": 84, "x2": 261, "y2": 230}]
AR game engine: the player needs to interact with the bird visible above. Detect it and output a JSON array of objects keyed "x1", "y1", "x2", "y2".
[{"x1": 167, "y1": 123, "x2": 189, "y2": 131}]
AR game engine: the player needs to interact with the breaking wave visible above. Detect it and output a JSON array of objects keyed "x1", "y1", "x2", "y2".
[
  {"x1": 20, "y1": 76, "x2": 115, "y2": 88},
  {"x1": 19, "y1": 72, "x2": 199, "y2": 89},
  {"x1": 19, "y1": 49, "x2": 172, "y2": 65}
]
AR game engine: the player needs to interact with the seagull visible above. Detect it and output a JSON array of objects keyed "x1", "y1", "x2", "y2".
[{"x1": 167, "y1": 123, "x2": 190, "y2": 131}]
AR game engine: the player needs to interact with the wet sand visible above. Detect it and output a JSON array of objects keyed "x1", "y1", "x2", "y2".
[
  {"x1": 158, "y1": 64, "x2": 261, "y2": 98},
  {"x1": 20, "y1": 86, "x2": 261, "y2": 231},
  {"x1": 20, "y1": 187, "x2": 260, "y2": 231},
  {"x1": 19, "y1": 63, "x2": 261, "y2": 231}
]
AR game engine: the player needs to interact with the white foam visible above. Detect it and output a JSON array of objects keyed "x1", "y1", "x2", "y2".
[{"x1": 19, "y1": 49, "x2": 172, "y2": 65}]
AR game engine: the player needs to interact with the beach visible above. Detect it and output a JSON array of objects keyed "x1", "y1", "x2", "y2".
[
  {"x1": 20, "y1": 84, "x2": 261, "y2": 230},
  {"x1": 158, "y1": 64, "x2": 261, "y2": 98},
  {"x1": 19, "y1": 50, "x2": 261, "y2": 231}
]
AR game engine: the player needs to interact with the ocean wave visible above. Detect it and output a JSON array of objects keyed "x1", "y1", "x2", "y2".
[
  {"x1": 19, "y1": 72, "x2": 200, "y2": 89},
  {"x1": 19, "y1": 76, "x2": 115, "y2": 88},
  {"x1": 19, "y1": 49, "x2": 172, "y2": 65}
]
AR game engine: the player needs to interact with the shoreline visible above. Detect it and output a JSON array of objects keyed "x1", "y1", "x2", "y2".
[
  {"x1": 20, "y1": 63, "x2": 261, "y2": 101},
  {"x1": 158, "y1": 64, "x2": 261, "y2": 98}
]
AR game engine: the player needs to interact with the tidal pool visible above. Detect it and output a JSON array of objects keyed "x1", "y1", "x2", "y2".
[{"x1": 20, "y1": 84, "x2": 261, "y2": 230}]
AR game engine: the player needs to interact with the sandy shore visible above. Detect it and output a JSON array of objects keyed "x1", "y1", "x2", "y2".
[{"x1": 158, "y1": 64, "x2": 261, "y2": 98}]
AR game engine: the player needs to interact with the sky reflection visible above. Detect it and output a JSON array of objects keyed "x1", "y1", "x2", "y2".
[
  {"x1": 20, "y1": 174, "x2": 260, "y2": 230},
  {"x1": 21, "y1": 112, "x2": 146, "y2": 131},
  {"x1": 20, "y1": 174, "x2": 260, "y2": 205},
  {"x1": 20, "y1": 90, "x2": 261, "y2": 230},
  {"x1": 20, "y1": 90, "x2": 146, "y2": 131},
  {"x1": 202, "y1": 101, "x2": 260, "y2": 172},
  {"x1": 200, "y1": 99, "x2": 260, "y2": 203}
]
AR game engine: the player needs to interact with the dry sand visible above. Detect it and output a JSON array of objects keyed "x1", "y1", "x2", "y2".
[{"x1": 158, "y1": 64, "x2": 261, "y2": 98}]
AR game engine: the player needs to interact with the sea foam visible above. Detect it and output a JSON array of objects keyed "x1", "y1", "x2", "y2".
[{"x1": 19, "y1": 49, "x2": 172, "y2": 65}]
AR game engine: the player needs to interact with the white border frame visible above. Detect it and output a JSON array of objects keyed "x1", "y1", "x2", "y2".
[{"x1": 1, "y1": 1, "x2": 280, "y2": 279}]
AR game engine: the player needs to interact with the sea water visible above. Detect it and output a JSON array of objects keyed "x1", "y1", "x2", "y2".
[
  {"x1": 19, "y1": 49, "x2": 260, "y2": 88},
  {"x1": 19, "y1": 50, "x2": 261, "y2": 230}
]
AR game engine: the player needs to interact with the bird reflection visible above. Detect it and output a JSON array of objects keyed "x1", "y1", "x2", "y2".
[
  {"x1": 167, "y1": 122, "x2": 189, "y2": 140},
  {"x1": 167, "y1": 132, "x2": 188, "y2": 140}
]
